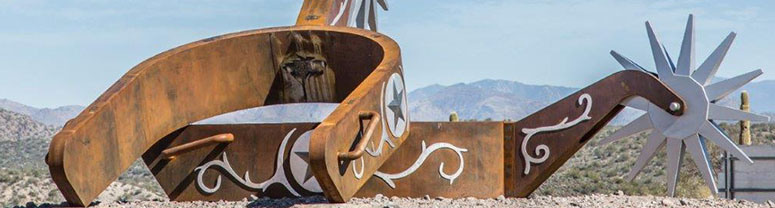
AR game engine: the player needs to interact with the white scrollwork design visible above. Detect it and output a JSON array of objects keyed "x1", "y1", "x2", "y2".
[
  {"x1": 195, "y1": 129, "x2": 300, "y2": 196},
  {"x1": 373, "y1": 141, "x2": 468, "y2": 188},
  {"x1": 521, "y1": 93, "x2": 593, "y2": 174},
  {"x1": 353, "y1": 157, "x2": 365, "y2": 179}
]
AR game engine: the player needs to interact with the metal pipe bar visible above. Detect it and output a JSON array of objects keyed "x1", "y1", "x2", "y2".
[
  {"x1": 161, "y1": 133, "x2": 234, "y2": 160},
  {"x1": 730, "y1": 156, "x2": 736, "y2": 199},
  {"x1": 718, "y1": 188, "x2": 775, "y2": 192},
  {"x1": 337, "y1": 111, "x2": 380, "y2": 160},
  {"x1": 721, "y1": 156, "x2": 775, "y2": 160},
  {"x1": 724, "y1": 151, "x2": 731, "y2": 199}
]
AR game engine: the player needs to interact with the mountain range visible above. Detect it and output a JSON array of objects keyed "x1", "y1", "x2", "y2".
[
  {"x1": 0, "y1": 99, "x2": 84, "y2": 126},
  {"x1": 407, "y1": 79, "x2": 577, "y2": 121},
  {"x1": 3, "y1": 78, "x2": 775, "y2": 127}
]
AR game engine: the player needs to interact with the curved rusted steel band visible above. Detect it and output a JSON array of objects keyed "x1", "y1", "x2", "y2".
[
  {"x1": 46, "y1": 25, "x2": 402, "y2": 206},
  {"x1": 338, "y1": 111, "x2": 381, "y2": 160},
  {"x1": 503, "y1": 70, "x2": 685, "y2": 197},
  {"x1": 307, "y1": 28, "x2": 407, "y2": 203}
]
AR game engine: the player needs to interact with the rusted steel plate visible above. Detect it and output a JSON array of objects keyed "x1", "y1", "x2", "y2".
[
  {"x1": 143, "y1": 122, "x2": 503, "y2": 201},
  {"x1": 355, "y1": 121, "x2": 504, "y2": 199},
  {"x1": 296, "y1": 0, "x2": 338, "y2": 27},
  {"x1": 143, "y1": 123, "x2": 321, "y2": 201},
  {"x1": 47, "y1": 25, "x2": 400, "y2": 206},
  {"x1": 308, "y1": 50, "x2": 408, "y2": 202},
  {"x1": 503, "y1": 70, "x2": 685, "y2": 197}
]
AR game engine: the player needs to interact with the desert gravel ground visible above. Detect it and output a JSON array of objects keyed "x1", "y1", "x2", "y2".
[{"x1": 23, "y1": 194, "x2": 774, "y2": 208}]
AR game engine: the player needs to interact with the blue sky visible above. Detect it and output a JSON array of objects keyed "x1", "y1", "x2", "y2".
[{"x1": 0, "y1": 0, "x2": 773, "y2": 108}]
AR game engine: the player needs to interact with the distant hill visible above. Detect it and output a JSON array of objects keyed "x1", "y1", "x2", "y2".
[
  {"x1": 407, "y1": 79, "x2": 647, "y2": 124},
  {"x1": 719, "y1": 80, "x2": 775, "y2": 113},
  {"x1": 0, "y1": 108, "x2": 56, "y2": 142},
  {"x1": 0, "y1": 99, "x2": 83, "y2": 126},
  {"x1": 0, "y1": 106, "x2": 163, "y2": 207}
]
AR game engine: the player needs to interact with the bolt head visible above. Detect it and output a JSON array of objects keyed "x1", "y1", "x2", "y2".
[{"x1": 669, "y1": 102, "x2": 682, "y2": 112}]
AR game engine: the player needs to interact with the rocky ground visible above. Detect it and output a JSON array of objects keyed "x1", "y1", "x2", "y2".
[{"x1": 21, "y1": 194, "x2": 775, "y2": 208}]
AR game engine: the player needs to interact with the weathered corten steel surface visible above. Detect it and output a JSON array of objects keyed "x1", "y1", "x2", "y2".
[
  {"x1": 143, "y1": 122, "x2": 503, "y2": 201},
  {"x1": 308, "y1": 40, "x2": 408, "y2": 202},
  {"x1": 354, "y1": 121, "x2": 504, "y2": 198},
  {"x1": 47, "y1": 25, "x2": 400, "y2": 206},
  {"x1": 294, "y1": 1, "x2": 409, "y2": 201},
  {"x1": 144, "y1": 123, "x2": 321, "y2": 201},
  {"x1": 296, "y1": 0, "x2": 338, "y2": 27},
  {"x1": 503, "y1": 70, "x2": 685, "y2": 197}
]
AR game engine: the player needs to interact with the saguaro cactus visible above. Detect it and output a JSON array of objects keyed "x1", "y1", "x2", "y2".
[{"x1": 740, "y1": 90, "x2": 751, "y2": 145}]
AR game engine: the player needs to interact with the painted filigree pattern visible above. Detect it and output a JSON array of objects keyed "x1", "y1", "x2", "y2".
[
  {"x1": 195, "y1": 129, "x2": 300, "y2": 196},
  {"x1": 373, "y1": 141, "x2": 468, "y2": 188},
  {"x1": 521, "y1": 93, "x2": 592, "y2": 174}
]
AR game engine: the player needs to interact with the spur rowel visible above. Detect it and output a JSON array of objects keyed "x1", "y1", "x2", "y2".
[{"x1": 46, "y1": 25, "x2": 401, "y2": 206}]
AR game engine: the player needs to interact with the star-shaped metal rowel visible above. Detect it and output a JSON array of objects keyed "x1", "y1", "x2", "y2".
[
  {"x1": 599, "y1": 14, "x2": 769, "y2": 196},
  {"x1": 293, "y1": 151, "x2": 314, "y2": 183},
  {"x1": 387, "y1": 82, "x2": 405, "y2": 127}
]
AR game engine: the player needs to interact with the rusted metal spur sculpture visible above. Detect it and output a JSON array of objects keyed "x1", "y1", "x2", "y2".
[{"x1": 46, "y1": 1, "x2": 731, "y2": 207}]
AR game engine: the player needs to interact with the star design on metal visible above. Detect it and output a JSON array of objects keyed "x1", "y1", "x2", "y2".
[
  {"x1": 293, "y1": 151, "x2": 314, "y2": 183},
  {"x1": 384, "y1": 73, "x2": 408, "y2": 138},
  {"x1": 289, "y1": 130, "x2": 323, "y2": 193},
  {"x1": 600, "y1": 14, "x2": 769, "y2": 196},
  {"x1": 388, "y1": 83, "x2": 405, "y2": 126}
]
